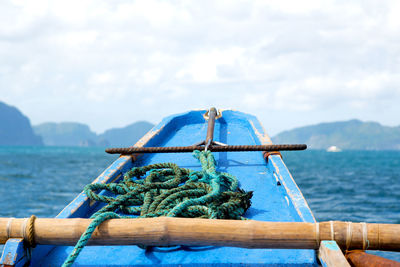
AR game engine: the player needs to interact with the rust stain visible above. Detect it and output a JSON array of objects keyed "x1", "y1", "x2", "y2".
[
  {"x1": 134, "y1": 126, "x2": 164, "y2": 148},
  {"x1": 249, "y1": 120, "x2": 273, "y2": 145},
  {"x1": 203, "y1": 109, "x2": 224, "y2": 120},
  {"x1": 263, "y1": 151, "x2": 282, "y2": 162},
  {"x1": 2, "y1": 251, "x2": 15, "y2": 265},
  {"x1": 57, "y1": 193, "x2": 87, "y2": 217},
  {"x1": 89, "y1": 200, "x2": 96, "y2": 207},
  {"x1": 92, "y1": 157, "x2": 129, "y2": 184},
  {"x1": 346, "y1": 251, "x2": 400, "y2": 266},
  {"x1": 89, "y1": 173, "x2": 122, "y2": 207},
  {"x1": 130, "y1": 154, "x2": 138, "y2": 163}
]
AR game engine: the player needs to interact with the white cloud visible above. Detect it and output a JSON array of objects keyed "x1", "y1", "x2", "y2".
[
  {"x1": 0, "y1": 0, "x2": 400, "y2": 134},
  {"x1": 88, "y1": 72, "x2": 115, "y2": 85}
]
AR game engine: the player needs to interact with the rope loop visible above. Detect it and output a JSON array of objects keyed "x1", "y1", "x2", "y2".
[{"x1": 23, "y1": 215, "x2": 37, "y2": 248}]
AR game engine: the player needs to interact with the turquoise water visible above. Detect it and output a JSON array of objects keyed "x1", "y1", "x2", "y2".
[
  {"x1": 0, "y1": 147, "x2": 399, "y2": 261},
  {"x1": 0, "y1": 146, "x2": 117, "y2": 217}
]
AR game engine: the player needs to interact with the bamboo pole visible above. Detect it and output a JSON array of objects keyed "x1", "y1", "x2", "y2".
[{"x1": 0, "y1": 217, "x2": 399, "y2": 251}]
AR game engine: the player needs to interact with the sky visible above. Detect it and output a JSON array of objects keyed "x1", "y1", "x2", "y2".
[{"x1": 1, "y1": 0, "x2": 400, "y2": 136}]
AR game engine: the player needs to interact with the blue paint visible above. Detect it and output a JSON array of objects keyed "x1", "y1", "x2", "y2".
[
  {"x1": 320, "y1": 259, "x2": 329, "y2": 267},
  {"x1": 321, "y1": 241, "x2": 340, "y2": 251},
  {"x1": 57, "y1": 155, "x2": 133, "y2": 219},
  {"x1": 4, "y1": 110, "x2": 318, "y2": 266},
  {"x1": 0, "y1": 238, "x2": 28, "y2": 267},
  {"x1": 319, "y1": 241, "x2": 342, "y2": 267}
]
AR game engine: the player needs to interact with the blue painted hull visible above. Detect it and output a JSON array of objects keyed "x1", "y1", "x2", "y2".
[{"x1": 1, "y1": 110, "x2": 318, "y2": 266}]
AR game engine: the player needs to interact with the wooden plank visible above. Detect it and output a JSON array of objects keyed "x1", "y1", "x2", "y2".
[{"x1": 319, "y1": 240, "x2": 350, "y2": 267}]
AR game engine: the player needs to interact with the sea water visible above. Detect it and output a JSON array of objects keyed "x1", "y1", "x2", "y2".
[{"x1": 0, "y1": 147, "x2": 399, "y2": 261}]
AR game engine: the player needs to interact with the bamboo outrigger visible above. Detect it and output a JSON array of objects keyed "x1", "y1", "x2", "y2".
[
  {"x1": 1, "y1": 108, "x2": 399, "y2": 266},
  {"x1": 1, "y1": 217, "x2": 400, "y2": 251}
]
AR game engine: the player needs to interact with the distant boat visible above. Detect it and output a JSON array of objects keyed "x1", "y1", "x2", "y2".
[{"x1": 327, "y1": 145, "x2": 342, "y2": 152}]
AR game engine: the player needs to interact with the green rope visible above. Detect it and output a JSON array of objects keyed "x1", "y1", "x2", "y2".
[{"x1": 62, "y1": 150, "x2": 252, "y2": 267}]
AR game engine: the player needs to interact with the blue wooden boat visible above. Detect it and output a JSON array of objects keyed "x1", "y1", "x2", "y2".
[{"x1": 0, "y1": 109, "x2": 320, "y2": 266}]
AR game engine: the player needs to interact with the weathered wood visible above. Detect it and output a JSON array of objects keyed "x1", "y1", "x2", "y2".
[
  {"x1": 0, "y1": 218, "x2": 400, "y2": 251},
  {"x1": 318, "y1": 241, "x2": 350, "y2": 267}
]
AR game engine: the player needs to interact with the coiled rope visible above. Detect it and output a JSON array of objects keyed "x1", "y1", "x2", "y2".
[{"x1": 63, "y1": 150, "x2": 253, "y2": 267}]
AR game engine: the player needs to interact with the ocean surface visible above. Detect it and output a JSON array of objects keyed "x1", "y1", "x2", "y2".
[{"x1": 0, "y1": 146, "x2": 399, "y2": 262}]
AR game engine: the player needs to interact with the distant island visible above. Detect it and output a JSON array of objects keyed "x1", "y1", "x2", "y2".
[
  {"x1": 33, "y1": 122, "x2": 99, "y2": 146},
  {"x1": 2, "y1": 101, "x2": 400, "y2": 150},
  {"x1": 0, "y1": 101, "x2": 154, "y2": 147},
  {"x1": 98, "y1": 121, "x2": 154, "y2": 147},
  {"x1": 33, "y1": 121, "x2": 154, "y2": 147},
  {"x1": 272, "y1": 119, "x2": 400, "y2": 150},
  {"x1": 0, "y1": 102, "x2": 43, "y2": 146}
]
